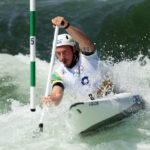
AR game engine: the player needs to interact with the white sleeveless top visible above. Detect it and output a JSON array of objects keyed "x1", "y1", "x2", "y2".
[{"x1": 51, "y1": 50, "x2": 110, "y2": 99}]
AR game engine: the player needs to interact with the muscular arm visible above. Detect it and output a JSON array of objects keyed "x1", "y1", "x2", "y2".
[
  {"x1": 66, "y1": 25, "x2": 94, "y2": 53},
  {"x1": 41, "y1": 85, "x2": 64, "y2": 106}
]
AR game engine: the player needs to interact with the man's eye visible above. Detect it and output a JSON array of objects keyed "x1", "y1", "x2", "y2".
[{"x1": 63, "y1": 51, "x2": 67, "y2": 54}]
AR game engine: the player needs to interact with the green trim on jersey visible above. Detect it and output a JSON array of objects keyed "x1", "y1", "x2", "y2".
[{"x1": 51, "y1": 72, "x2": 63, "y2": 84}]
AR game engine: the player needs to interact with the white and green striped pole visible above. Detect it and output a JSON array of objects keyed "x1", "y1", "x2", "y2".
[{"x1": 30, "y1": 0, "x2": 36, "y2": 111}]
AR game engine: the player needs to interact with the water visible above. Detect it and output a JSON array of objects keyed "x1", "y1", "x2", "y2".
[{"x1": 0, "y1": 0, "x2": 150, "y2": 149}]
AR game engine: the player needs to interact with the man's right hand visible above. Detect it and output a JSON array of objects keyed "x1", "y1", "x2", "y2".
[{"x1": 51, "y1": 16, "x2": 68, "y2": 29}]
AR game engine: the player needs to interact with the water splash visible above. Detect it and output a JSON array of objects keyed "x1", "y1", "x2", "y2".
[{"x1": 0, "y1": 53, "x2": 150, "y2": 150}]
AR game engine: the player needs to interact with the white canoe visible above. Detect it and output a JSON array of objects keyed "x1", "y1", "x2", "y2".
[{"x1": 69, "y1": 93, "x2": 144, "y2": 134}]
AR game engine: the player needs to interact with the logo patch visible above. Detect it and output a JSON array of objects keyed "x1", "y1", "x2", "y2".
[
  {"x1": 73, "y1": 65, "x2": 84, "y2": 78},
  {"x1": 56, "y1": 39, "x2": 63, "y2": 45},
  {"x1": 81, "y1": 76, "x2": 89, "y2": 85}
]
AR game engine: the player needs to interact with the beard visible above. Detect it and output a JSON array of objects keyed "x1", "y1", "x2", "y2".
[{"x1": 61, "y1": 59, "x2": 70, "y2": 67}]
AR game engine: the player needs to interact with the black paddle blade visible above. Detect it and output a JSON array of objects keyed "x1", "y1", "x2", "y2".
[
  {"x1": 39, "y1": 123, "x2": 44, "y2": 132},
  {"x1": 32, "y1": 123, "x2": 44, "y2": 138}
]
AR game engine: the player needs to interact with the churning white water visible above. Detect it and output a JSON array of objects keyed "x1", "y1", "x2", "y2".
[{"x1": 0, "y1": 53, "x2": 150, "y2": 150}]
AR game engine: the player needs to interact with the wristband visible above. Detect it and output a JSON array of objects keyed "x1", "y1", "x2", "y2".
[{"x1": 64, "y1": 22, "x2": 70, "y2": 29}]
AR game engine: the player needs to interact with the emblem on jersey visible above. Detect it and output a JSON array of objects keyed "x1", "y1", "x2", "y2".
[
  {"x1": 81, "y1": 76, "x2": 89, "y2": 85},
  {"x1": 73, "y1": 65, "x2": 84, "y2": 78}
]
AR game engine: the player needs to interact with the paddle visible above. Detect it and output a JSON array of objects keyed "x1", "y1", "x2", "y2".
[{"x1": 38, "y1": 26, "x2": 59, "y2": 132}]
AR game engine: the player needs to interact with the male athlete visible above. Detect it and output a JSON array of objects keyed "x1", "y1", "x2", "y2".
[{"x1": 41, "y1": 16, "x2": 113, "y2": 106}]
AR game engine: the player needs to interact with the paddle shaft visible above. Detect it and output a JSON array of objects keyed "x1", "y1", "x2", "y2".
[{"x1": 39, "y1": 26, "x2": 59, "y2": 132}]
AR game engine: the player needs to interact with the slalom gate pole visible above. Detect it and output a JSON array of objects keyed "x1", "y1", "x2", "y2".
[{"x1": 30, "y1": 0, "x2": 36, "y2": 112}]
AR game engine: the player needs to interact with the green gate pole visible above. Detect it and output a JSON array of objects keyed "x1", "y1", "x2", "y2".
[{"x1": 30, "y1": 0, "x2": 36, "y2": 111}]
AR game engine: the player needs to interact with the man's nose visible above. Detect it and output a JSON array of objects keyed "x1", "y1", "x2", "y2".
[{"x1": 59, "y1": 53, "x2": 65, "y2": 60}]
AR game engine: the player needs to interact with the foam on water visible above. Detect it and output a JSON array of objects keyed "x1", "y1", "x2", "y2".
[
  {"x1": 0, "y1": 53, "x2": 150, "y2": 150},
  {"x1": 111, "y1": 55, "x2": 150, "y2": 104}
]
